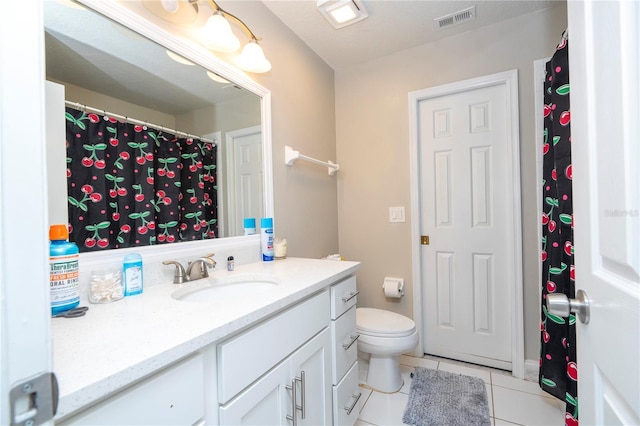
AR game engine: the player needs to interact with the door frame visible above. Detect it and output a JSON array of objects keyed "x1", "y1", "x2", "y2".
[
  {"x1": 1, "y1": 0, "x2": 55, "y2": 424},
  {"x1": 408, "y1": 70, "x2": 525, "y2": 378}
]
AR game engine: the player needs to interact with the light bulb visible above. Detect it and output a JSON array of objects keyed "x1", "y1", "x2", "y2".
[
  {"x1": 235, "y1": 41, "x2": 271, "y2": 73},
  {"x1": 329, "y1": 4, "x2": 357, "y2": 23},
  {"x1": 202, "y1": 14, "x2": 241, "y2": 53},
  {"x1": 160, "y1": 0, "x2": 179, "y2": 13}
]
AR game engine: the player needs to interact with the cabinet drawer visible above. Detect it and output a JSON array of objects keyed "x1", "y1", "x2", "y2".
[
  {"x1": 330, "y1": 276, "x2": 357, "y2": 319},
  {"x1": 60, "y1": 354, "x2": 204, "y2": 425},
  {"x1": 331, "y1": 305, "x2": 358, "y2": 384},
  {"x1": 218, "y1": 290, "x2": 330, "y2": 403},
  {"x1": 332, "y1": 361, "x2": 361, "y2": 426}
]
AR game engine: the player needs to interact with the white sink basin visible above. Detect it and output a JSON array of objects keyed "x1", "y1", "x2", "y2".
[{"x1": 171, "y1": 273, "x2": 280, "y2": 303}]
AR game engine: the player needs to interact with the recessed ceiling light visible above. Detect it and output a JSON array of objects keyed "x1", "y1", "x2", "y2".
[{"x1": 317, "y1": 0, "x2": 368, "y2": 29}]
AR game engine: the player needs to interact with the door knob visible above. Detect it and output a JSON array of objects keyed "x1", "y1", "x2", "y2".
[{"x1": 546, "y1": 289, "x2": 590, "y2": 324}]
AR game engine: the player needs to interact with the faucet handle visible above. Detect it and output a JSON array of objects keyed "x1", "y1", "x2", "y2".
[
  {"x1": 162, "y1": 260, "x2": 186, "y2": 284},
  {"x1": 203, "y1": 253, "x2": 217, "y2": 267}
]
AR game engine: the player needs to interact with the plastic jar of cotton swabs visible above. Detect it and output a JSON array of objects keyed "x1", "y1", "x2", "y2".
[{"x1": 89, "y1": 268, "x2": 124, "y2": 303}]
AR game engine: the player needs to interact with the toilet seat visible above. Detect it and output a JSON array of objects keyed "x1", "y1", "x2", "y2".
[{"x1": 356, "y1": 308, "x2": 416, "y2": 338}]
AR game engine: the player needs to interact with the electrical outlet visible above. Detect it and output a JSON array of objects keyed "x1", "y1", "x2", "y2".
[{"x1": 389, "y1": 206, "x2": 406, "y2": 223}]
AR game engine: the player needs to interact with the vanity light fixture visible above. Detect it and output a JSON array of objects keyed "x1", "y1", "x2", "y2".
[
  {"x1": 160, "y1": 0, "x2": 179, "y2": 13},
  {"x1": 205, "y1": 0, "x2": 271, "y2": 73},
  {"x1": 234, "y1": 40, "x2": 271, "y2": 74},
  {"x1": 317, "y1": 0, "x2": 368, "y2": 29},
  {"x1": 202, "y1": 11, "x2": 241, "y2": 52},
  {"x1": 142, "y1": 0, "x2": 198, "y2": 25}
]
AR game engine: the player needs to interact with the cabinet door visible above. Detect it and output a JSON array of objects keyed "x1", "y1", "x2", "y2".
[
  {"x1": 60, "y1": 355, "x2": 205, "y2": 425},
  {"x1": 290, "y1": 328, "x2": 332, "y2": 426},
  {"x1": 219, "y1": 360, "x2": 291, "y2": 425}
]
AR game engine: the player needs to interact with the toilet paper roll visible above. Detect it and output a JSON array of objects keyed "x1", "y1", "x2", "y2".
[{"x1": 382, "y1": 277, "x2": 404, "y2": 298}]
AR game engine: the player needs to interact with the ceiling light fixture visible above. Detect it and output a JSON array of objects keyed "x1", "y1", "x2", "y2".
[
  {"x1": 317, "y1": 0, "x2": 368, "y2": 29},
  {"x1": 205, "y1": 0, "x2": 271, "y2": 73}
]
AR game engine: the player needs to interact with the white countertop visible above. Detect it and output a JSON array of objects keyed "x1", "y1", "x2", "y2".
[{"x1": 52, "y1": 257, "x2": 360, "y2": 420}]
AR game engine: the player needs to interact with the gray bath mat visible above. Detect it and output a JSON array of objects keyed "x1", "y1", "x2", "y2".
[{"x1": 402, "y1": 367, "x2": 491, "y2": 426}]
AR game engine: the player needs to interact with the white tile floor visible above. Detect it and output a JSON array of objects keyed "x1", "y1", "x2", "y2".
[{"x1": 356, "y1": 355, "x2": 565, "y2": 426}]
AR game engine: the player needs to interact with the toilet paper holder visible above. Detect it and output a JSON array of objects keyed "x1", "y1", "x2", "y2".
[{"x1": 382, "y1": 277, "x2": 404, "y2": 298}]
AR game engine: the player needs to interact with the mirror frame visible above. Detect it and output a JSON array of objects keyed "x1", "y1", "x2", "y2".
[{"x1": 71, "y1": 0, "x2": 274, "y2": 260}]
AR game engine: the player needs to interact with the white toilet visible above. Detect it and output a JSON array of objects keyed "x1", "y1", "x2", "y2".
[{"x1": 356, "y1": 307, "x2": 419, "y2": 393}]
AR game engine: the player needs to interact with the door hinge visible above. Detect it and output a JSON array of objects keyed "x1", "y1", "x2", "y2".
[
  {"x1": 421, "y1": 235, "x2": 430, "y2": 245},
  {"x1": 10, "y1": 372, "x2": 58, "y2": 426}
]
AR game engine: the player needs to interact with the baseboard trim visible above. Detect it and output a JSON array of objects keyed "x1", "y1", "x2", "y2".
[{"x1": 524, "y1": 359, "x2": 539, "y2": 382}]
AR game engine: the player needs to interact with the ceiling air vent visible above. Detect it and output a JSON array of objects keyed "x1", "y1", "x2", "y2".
[{"x1": 434, "y1": 6, "x2": 476, "y2": 30}]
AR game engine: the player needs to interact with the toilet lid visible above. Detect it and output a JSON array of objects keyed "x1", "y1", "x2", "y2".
[{"x1": 356, "y1": 308, "x2": 416, "y2": 337}]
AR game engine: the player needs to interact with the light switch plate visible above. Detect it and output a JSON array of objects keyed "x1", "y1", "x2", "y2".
[{"x1": 389, "y1": 206, "x2": 405, "y2": 223}]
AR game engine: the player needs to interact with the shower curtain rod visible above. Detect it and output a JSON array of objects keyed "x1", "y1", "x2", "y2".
[{"x1": 65, "y1": 101, "x2": 216, "y2": 145}]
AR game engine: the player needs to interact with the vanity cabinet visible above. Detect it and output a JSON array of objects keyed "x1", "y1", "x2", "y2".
[
  {"x1": 53, "y1": 262, "x2": 362, "y2": 425},
  {"x1": 330, "y1": 276, "x2": 362, "y2": 425},
  {"x1": 218, "y1": 290, "x2": 332, "y2": 425}
]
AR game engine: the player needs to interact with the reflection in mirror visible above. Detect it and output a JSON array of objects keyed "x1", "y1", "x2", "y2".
[{"x1": 43, "y1": 1, "x2": 265, "y2": 249}]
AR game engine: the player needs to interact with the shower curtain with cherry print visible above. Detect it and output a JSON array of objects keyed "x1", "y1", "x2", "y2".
[
  {"x1": 65, "y1": 107, "x2": 218, "y2": 252},
  {"x1": 539, "y1": 36, "x2": 578, "y2": 426}
]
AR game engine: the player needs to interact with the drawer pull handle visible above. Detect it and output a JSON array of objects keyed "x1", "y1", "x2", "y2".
[
  {"x1": 286, "y1": 378, "x2": 298, "y2": 425},
  {"x1": 341, "y1": 291, "x2": 359, "y2": 303},
  {"x1": 286, "y1": 372, "x2": 305, "y2": 423},
  {"x1": 344, "y1": 392, "x2": 362, "y2": 415},
  {"x1": 299, "y1": 371, "x2": 306, "y2": 419},
  {"x1": 342, "y1": 334, "x2": 360, "y2": 350}
]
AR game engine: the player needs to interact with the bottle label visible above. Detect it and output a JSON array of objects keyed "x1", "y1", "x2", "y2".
[
  {"x1": 50, "y1": 254, "x2": 80, "y2": 308},
  {"x1": 261, "y1": 228, "x2": 274, "y2": 261},
  {"x1": 124, "y1": 265, "x2": 143, "y2": 296}
]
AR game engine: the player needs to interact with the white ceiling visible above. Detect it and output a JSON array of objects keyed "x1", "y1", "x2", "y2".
[{"x1": 261, "y1": 0, "x2": 559, "y2": 70}]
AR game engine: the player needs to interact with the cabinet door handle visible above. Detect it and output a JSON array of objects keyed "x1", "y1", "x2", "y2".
[
  {"x1": 344, "y1": 392, "x2": 362, "y2": 415},
  {"x1": 342, "y1": 334, "x2": 360, "y2": 350},
  {"x1": 286, "y1": 378, "x2": 298, "y2": 426},
  {"x1": 299, "y1": 371, "x2": 306, "y2": 420},
  {"x1": 341, "y1": 291, "x2": 359, "y2": 303}
]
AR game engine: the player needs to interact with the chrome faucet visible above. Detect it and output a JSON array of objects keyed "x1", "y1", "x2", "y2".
[
  {"x1": 186, "y1": 256, "x2": 216, "y2": 280},
  {"x1": 163, "y1": 253, "x2": 216, "y2": 284}
]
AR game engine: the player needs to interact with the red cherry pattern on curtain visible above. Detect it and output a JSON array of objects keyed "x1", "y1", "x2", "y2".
[
  {"x1": 65, "y1": 107, "x2": 217, "y2": 252},
  {"x1": 539, "y1": 36, "x2": 578, "y2": 426}
]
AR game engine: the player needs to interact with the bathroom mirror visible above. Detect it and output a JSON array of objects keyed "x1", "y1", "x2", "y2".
[{"x1": 43, "y1": 0, "x2": 272, "y2": 244}]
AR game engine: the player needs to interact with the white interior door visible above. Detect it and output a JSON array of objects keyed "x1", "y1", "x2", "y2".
[
  {"x1": 568, "y1": 1, "x2": 640, "y2": 424},
  {"x1": 414, "y1": 71, "x2": 522, "y2": 371},
  {"x1": 226, "y1": 126, "x2": 263, "y2": 235}
]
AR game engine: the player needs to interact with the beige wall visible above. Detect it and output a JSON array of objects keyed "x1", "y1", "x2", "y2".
[
  {"x1": 225, "y1": 1, "x2": 340, "y2": 259},
  {"x1": 335, "y1": 4, "x2": 567, "y2": 362}
]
